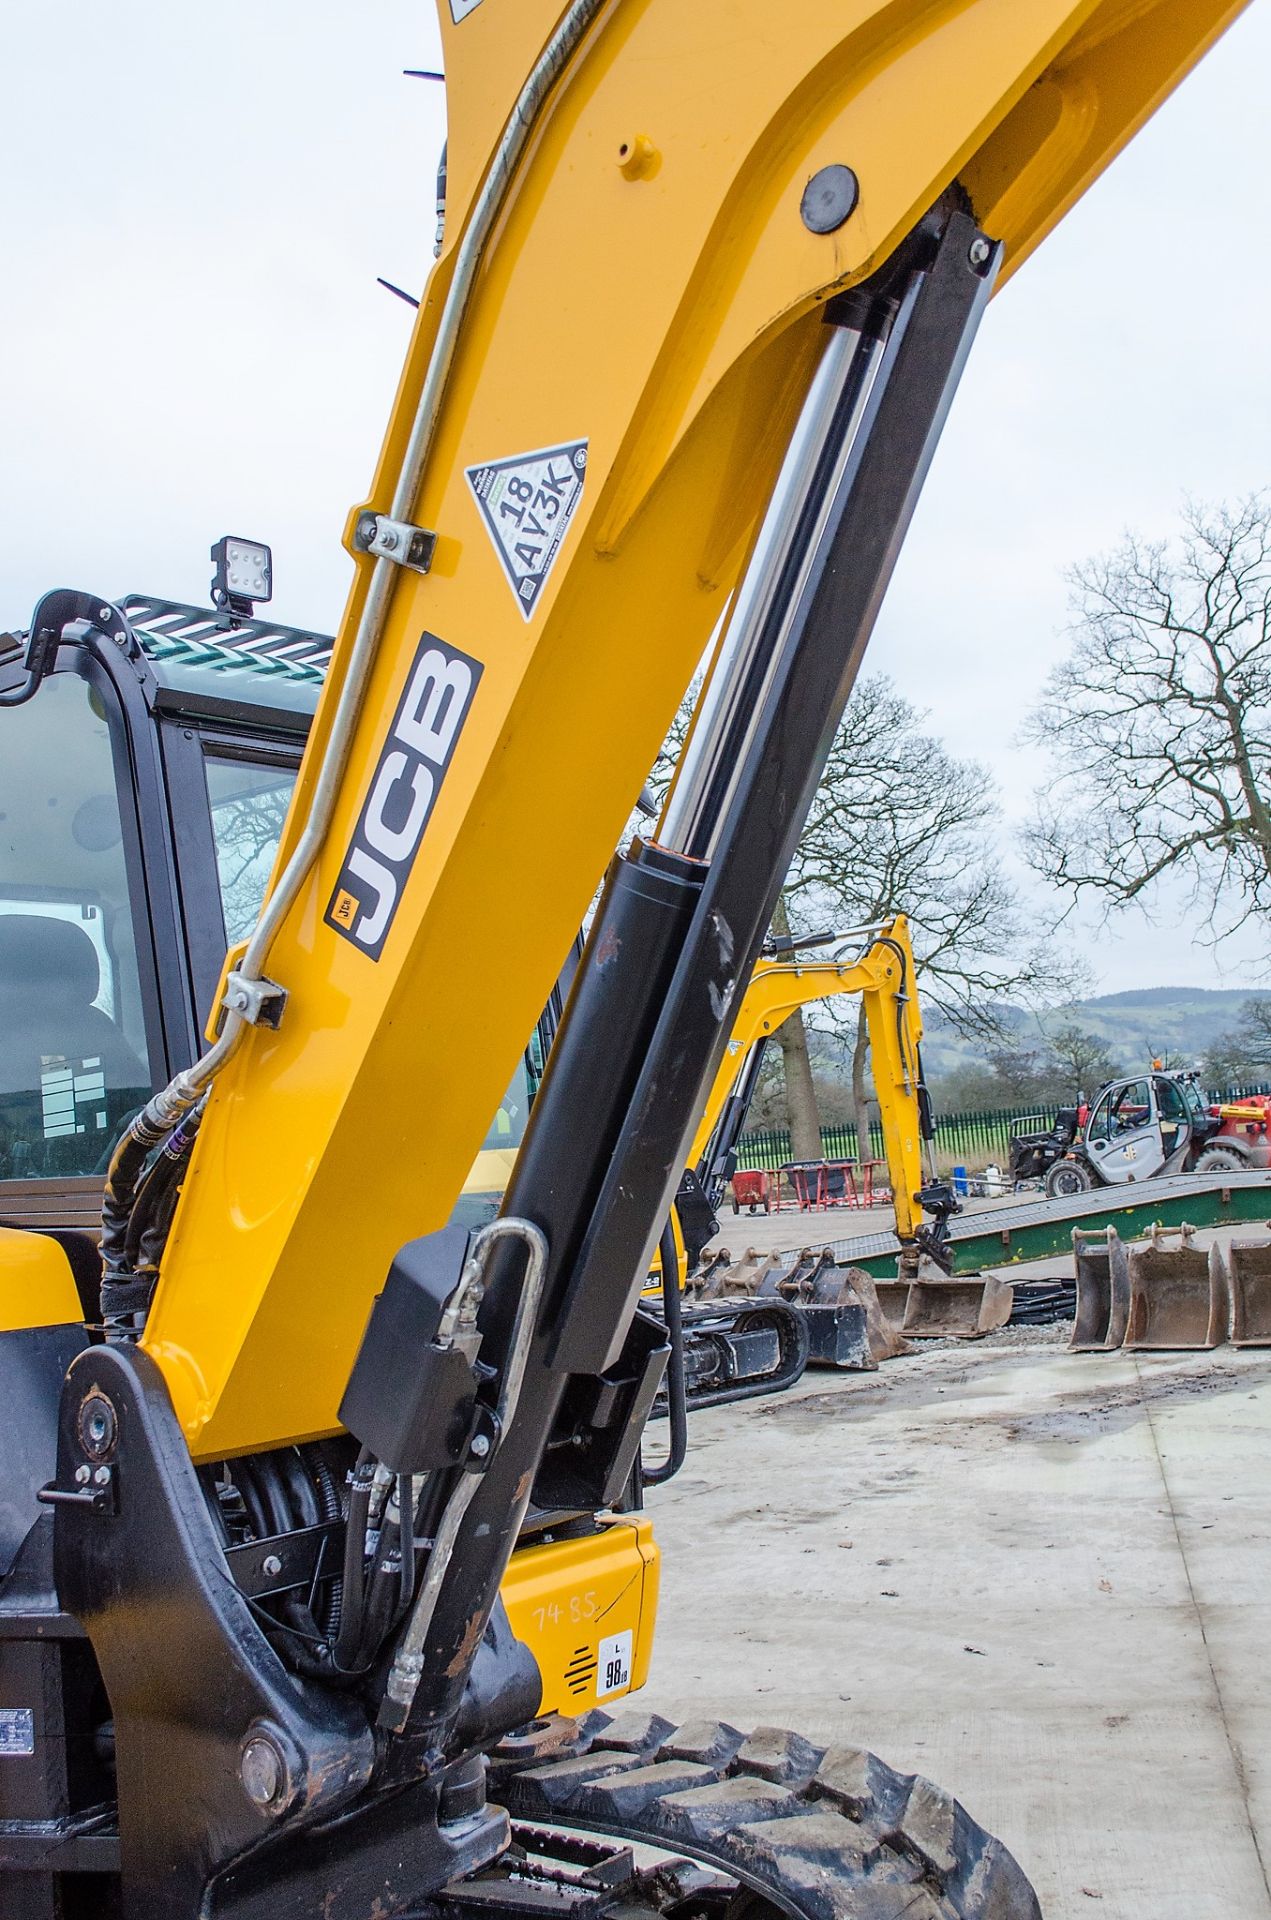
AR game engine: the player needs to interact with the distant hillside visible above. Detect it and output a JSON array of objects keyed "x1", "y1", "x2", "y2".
[{"x1": 920, "y1": 985, "x2": 1253, "y2": 1080}]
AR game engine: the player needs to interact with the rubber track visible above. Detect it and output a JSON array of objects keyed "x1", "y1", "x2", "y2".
[{"x1": 492, "y1": 1710, "x2": 1040, "y2": 1920}]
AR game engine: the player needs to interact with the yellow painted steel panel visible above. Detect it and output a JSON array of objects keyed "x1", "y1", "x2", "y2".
[
  {"x1": 0, "y1": 1226, "x2": 81, "y2": 1332},
  {"x1": 500, "y1": 1517, "x2": 659, "y2": 1716}
]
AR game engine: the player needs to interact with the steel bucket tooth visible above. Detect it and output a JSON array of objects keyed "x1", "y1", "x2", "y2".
[
  {"x1": 1069, "y1": 1226, "x2": 1131, "y2": 1351},
  {"x1": 1228, "y1": 1234, "x2": 1271, "y2": 1345},
  {"x1": 900, "y1": 1266, "x2": 1013, "y2": 1339},
  {"x1": 1124, "y1": 1225, "x2": 1229, "y2": 1351}
]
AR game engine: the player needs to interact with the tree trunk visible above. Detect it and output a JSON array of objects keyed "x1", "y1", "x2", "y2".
[
  {"x1": 778, "y1": 1008, "x2": 823, "y2": 1163},
  {"x1": 851, "y1": 1002, "x2": 873, "y2": 1165},
  {"x1": 768, "y1": 893, "x2": 823, "y2": 1161}
]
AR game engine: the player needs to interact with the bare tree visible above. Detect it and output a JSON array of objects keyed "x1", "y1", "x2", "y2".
[
  {"x1": 1202, "y1": 996, "x2": 1271, "y2": 1087},
  {"x1": 1024, "y1": 496, "x2": 1271, "y2": 937},
  {"x1": 641, "y1": 673, "x2": 1044, "y2": 1161},
  {"x1": 778, "y1": 676, "x2": 1044, "y2": 1159},
  {"x1": 1039, "y1": 1020, "x2": 1117, "y2": 1101}
]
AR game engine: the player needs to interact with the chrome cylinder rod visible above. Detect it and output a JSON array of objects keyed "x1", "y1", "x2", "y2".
[{"x1": 660, "y1": 317, "x2": 889, "y2": 860}]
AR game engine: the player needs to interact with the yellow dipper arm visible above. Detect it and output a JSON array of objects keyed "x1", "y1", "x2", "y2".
[{"x1": 691, "y1": 916, "x2": 931, "y2": 1239}]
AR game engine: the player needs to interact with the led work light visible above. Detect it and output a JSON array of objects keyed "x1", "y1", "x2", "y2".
[{"x1": 211, "y1": 536, "x2": 273, "y2": 623}]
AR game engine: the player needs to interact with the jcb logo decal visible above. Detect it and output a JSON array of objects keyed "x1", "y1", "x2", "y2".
[{"x1": 326, "y1": 632, "x2": 482, "y2": 959}]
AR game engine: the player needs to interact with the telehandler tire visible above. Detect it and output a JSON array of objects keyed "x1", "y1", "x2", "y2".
[
  {"x1": 1193, "y1": 1145, "x2": 1246, "y2": 1173},
  {"x1": 1044, "y1": 1159, "x2": 1094, "y2": 1200},
  {"x1": 495, "y1": 1711, "x2": 1040, "y2": 1920}
]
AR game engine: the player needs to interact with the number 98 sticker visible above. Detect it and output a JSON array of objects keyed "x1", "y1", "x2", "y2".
[
  {"x1": 466, "y1": 439, "x2": 588, "y2": 621},
  {"x1": 597, "y1": 1629, "x2": 633, "y2": 1699}
]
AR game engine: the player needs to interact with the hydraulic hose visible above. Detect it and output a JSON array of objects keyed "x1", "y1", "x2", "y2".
[
  {"x1": 643, "y1": 1219, "x2": 687, "y2": 1487},
  {"x1": 100, "y1": 1100, "x2": 205, "y2": 1332},
  {"x1": 333, "y1": 1449, "x2": 376, "y2": 1673}
]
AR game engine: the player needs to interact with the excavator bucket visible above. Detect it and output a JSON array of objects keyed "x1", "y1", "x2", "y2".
[
  {"x1": 899, "y1": 1267, "x2": 1014, "y2": 1339},
  {"x1": 1069, "y1": 1227, "x2": 1131, "y2": 1352},
  {"x1": 757, "y1": 1249, "x2": 874, "y2": 1369},
  {"x1": 1124, "y1": 1225, "x2": 1229, "y2": 1351},
  {"x1": 840, "y1": 1265, "x2": 910, "y2": 1361},
  {"x1": 1227, "y1": 1234, "x2": 1271, "y2": 1346},
  {"x1": 874, "y1": 1278, "x2": 911, "y2": 1330}
]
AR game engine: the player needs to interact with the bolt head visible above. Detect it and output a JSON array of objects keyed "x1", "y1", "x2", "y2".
[
  {"x1": 74, "y1": 1464, "x2": 91, "y2": 1485},
  {"x1": 262, "y1": 1553, "x2": 283, "y2": 1578},
  {"x1": 93, "y1": 1466, "x2": 111, "y2": 1486},
  {"x1": 241, "y1": 1736, "x2": 284, "y2": 1810},
  {"x1": 968, "y1": 236, "x2": 992, "y2": 267},
  {"x1": 470, "y1": 1432, "x2": 491, "y2": 1459},
  {"x1": 77, "y1": 1391, "x2": 118, "y2": 1461}
]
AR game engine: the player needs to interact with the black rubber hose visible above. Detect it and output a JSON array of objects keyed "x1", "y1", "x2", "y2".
[
  {"x1": 356, "y1": 1521, "x2": 403, "y2": 1668},
  {"x1": 123, "y1": 1103, "x2": 203, "y2": 1271},
  {"x1": 123, "y1": 1147, "x2": 180, "y2": 1271},
  {"x1": 333, "y1": 1449, "x2": 375, "y2": 1673},
  {"x1": 643, "y1": 1219, "x2": 688, "y2": 1487},
  {"x1": 99, "y1": 1113, "x2": 171, "y2": 1285},
  {"x1": 397, "y1": 1474, "x2": 416, "y2": 1613},
  {"x1": 306, "y1": 1449, "x2": 344, "y2": 1640},
  {"x1": 239, "y1": 1455, "x2": 332, "y2": 1680}
]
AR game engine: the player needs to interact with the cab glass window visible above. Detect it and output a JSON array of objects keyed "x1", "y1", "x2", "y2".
[
  {"x1": 1155, "y1": 1077, "x2": 1188, "y2": 1123},
  {"x1": 1108, "y1": 1080, "x2": 1151, "y2": 1136},
  {"x1": 0, "y1": 675, "x2": 153, "y2": 1180},
  {"x1": 481, "y1": 1055, "x2": 535, "y2": 1153},
  {"x1": 1087, "y1": 1080, "x2": 1152, "y2": 1143},
  {"x1": 205, "y1": 755, "x2": 297, "y2": 947}
]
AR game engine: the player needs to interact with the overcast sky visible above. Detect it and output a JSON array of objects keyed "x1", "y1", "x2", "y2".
[{"x1": 2, "y1": 3, "x2": 1268, "y2": 1000}]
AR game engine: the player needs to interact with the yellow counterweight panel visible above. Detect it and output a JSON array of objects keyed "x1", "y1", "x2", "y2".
[
  {"x1": 500, "y1": 1517, "x2": 659, "y2": 1718},
  {"x1": 0, "y1": 1226, "x2": 81, "y2": 1334},
  {"x1": 141, "y1": 0, "x2": 1250, "y2": 1460}
]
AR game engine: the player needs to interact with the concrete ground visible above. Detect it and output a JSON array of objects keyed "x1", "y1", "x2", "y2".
[{"x1": 638, "y1": 1317, "x2": 1271, "y2": 1919}]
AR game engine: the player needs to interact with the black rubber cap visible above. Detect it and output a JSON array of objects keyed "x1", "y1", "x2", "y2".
[{"x1": 800, "y1": 164, "x2": 859, "y2": 234}]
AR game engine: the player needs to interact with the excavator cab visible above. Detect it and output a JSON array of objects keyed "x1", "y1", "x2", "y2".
[{"x1": 0, "y1": 593, "x2": 316, "y2": 1254}]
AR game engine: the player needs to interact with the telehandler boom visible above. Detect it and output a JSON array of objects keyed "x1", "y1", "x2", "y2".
[{"x1": 0, "y1": 2, "x2": 1251, "y2": 1916}]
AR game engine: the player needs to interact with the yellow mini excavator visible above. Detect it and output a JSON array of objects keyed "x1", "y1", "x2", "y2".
[
  {"x1": 0, "y1": 3, "x2": 1251, "y2": 1916},
  {"x1": 654, "y1": 915, "x2": 957, "y2": 1414}
]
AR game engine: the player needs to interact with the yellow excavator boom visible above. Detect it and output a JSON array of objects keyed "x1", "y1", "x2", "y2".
[{"x1": 136, "y1": 0, "x2": 1251, "y2": 1462}]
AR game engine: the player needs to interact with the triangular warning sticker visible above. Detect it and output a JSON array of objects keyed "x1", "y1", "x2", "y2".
[{"x1": 465, "y1": 439, "x2": 588, "y2": 621}]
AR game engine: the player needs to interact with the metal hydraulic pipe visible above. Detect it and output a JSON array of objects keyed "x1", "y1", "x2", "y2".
[
  {"x1": 130, "y1": 0, "x2": 613, "y2": 1116},
  {"x1": 660, "y1": 321, "x2": 888, "y2": 861},
  {"x1": 380, "y1": 1215, "x2": 548, "y2": 1731}
]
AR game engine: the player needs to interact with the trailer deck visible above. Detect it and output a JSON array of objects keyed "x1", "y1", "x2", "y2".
[{"x1": 819, "y1": 1169, "x2": 1271, "y2": 1278}]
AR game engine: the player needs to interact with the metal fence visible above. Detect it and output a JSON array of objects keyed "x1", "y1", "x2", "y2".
[{"x1": 734, "y1": 1082, "x2": 1271, "y2": 1176}]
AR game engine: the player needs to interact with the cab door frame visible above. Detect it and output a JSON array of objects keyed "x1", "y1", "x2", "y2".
[
  {"x1": 157, "y1": 720, "x2": 305, "y2": 1041},
  {"x1": 1085, "y1": 1077, "x2": 1163, "y2": 1184}
]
